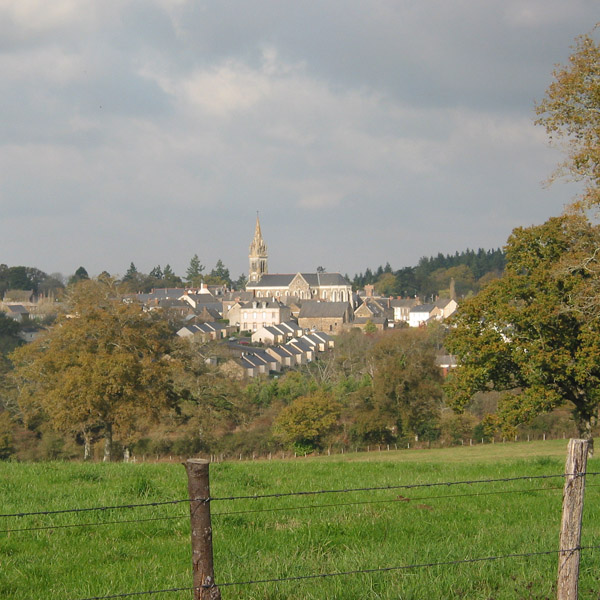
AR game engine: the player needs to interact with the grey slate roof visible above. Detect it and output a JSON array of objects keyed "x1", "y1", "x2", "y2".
[
  {"x1": 410, "y1": 303, "x2": 437, "y2": 313},
  {"x1": 298, "y1": 301, "x2": 350, "y2": 318},
  {"x1": 6, "y1": 304, "x2": 29, "y2": 314}
]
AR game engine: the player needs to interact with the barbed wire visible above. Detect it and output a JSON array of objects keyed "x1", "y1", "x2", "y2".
[
  {"x1": 0, "y1": 483, "x2": 572, "y2": 535},
  {"x1": 5, "y1": 471, "x2": 596, "y2": 520},
  {"x1": 69, "y1": 545, "x2": 600, "y2": 600}
]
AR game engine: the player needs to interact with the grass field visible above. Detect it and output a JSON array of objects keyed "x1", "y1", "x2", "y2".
[{"x1": 1, "y1": 439, "x2": 599, "y2": 599}]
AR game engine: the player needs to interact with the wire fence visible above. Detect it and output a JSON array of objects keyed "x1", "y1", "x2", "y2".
[
  {"x1": 68, "y1": 546, "x2": 600, "y2": 600},
  {"x1": 2, "y1": 443, "x2": 597, "y2": 599}
]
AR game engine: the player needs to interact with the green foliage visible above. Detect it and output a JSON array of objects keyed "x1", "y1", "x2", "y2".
[
  {"x1": 9, "y1": 279, "x2": 179, "y2": 460},
  {"x1": 445, "y1": 215, "x2": 600, "y2": 440},
  {"x1": 0, "y1": 411, "x2": 15, "y2": 459},
  {"x1": 370, "y1": 329, "x2": 443, "y2": 439},
  {"x1": 273, "y1": 390, "x2": 341, "y2": 450},
  {"x1": 186, "y1": 254, "x2": 204, "y2": 286},
  {"x1": 352, "y1": 248, "x2": 505, "y2": 298},
  {"x1": 68, "y1": 266, "x2": 89, "y2": 285},
  {"x1": 208, "y1": 259, "x2": 232, "y2": 286},
  {"x1": 0, "y1": 313, "x2": 23, "y2": 356},
  {"x1": 535, "y1": 29, "x2": 600, "y2": 208}
]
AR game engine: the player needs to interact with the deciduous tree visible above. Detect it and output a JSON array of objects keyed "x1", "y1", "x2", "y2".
[
  {"x1": 535, "y1": 29, "x2": 600, "y2": 208},
  {"x1": 370, "y1": 329, "x2": 443, "y2": 440},
  {"x1": 10, "y1": 279, "x2": 178, "y2": 460},
  {"x1": 445, "y1": 215, "x2": 600, "y2": 443},
  {"x1": 273, "y1": 390, "x2": 341, "y2": 451}
]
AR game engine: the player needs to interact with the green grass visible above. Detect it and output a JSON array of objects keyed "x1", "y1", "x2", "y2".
[{"x1": 1, "y1": 439, "x2": 599, "y2": 599}]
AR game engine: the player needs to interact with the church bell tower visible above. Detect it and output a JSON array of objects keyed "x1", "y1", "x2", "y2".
[{"x1": 249, "y1": 213, "x2": 268, "y2": 282}]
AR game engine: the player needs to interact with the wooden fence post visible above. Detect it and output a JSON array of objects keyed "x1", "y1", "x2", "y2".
[
  {"x1": 184, "y1": 458, "x2": 221, "y2": 600},
  {"x1": 557, "y1": 439, "x2": 589, "y2": 600}
]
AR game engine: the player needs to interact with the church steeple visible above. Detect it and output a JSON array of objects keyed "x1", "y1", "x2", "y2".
[{"x1": 249, "y1": 213, "x2": 268, "y2": 282}]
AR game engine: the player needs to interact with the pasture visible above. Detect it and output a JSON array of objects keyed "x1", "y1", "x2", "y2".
[{"x1": 1, "y1": 439, "x2": 599, "y2": 599}]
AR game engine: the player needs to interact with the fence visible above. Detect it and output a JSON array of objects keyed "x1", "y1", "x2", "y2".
[
  {"x1": 131, "y1": 429, "x2": 580, "y2": 464},
  {"x1": 1, "y1": 439, "x2": 597, "y2": 599}
]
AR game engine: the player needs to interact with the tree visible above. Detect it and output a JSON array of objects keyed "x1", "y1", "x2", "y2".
[
  {"x1": 123, "y1": 262, "x2": 138, "y2": 281},
  {"x1": 374, "y1": 272, "x2": 398, "y2": 297},
  {"x1": 10, "y1": 279, "x2": 178, "y2": 461},
  {"x1": 273, "y1": 390, "x2": 341, "y2": 451},
  {"x1": 444, "y1": 215, "x2": 600, "y2": 443},
  {"x1": 234, "y1": 273, "x2": 247, "y2": 290},
  {"x1": 121, "y1": 262, "x2": 143, "y2": 292},
  {"x1": 162, "y1": 264, "x2": 183, "y2": 287},
  {"x1": 535, "y1": 29, "x2": 600, "y2": 208},
  {"x1": 149, "y1": 265, "x2": 163, "y2": 280},
  {"x1": 369, "y1": 329, "x2": 443, "y2": 440},
  {"x1": 68, "y1": 266, "x2": 89, "y2": 286},
  {"x1": 208, "y1": 259, "x2": 231, "y2": 286},
  {"x1": 186, "y1": 254, "x2": 204, "y2": 286}
]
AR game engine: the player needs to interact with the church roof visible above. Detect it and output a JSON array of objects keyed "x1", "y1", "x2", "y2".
[{"x1": 247, "y1": 272, "x2": 350, "y2": 288}]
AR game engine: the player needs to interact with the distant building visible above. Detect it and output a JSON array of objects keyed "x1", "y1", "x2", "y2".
[
  {"x1": 245, "y1": 215, "x2": 353, "y2": 302},
  {"x1": 297, "y1": 301, "x2": 353, "y2": 334},
  {"x1": 239, "y1": 299, "x2": 291, "y2": 332}
]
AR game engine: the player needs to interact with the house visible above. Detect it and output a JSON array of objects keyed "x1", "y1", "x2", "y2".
[
  {"x1": 434, "y1": 298, "x2": 458, "y2": 320},
  {"x1": 353, "y1": 298, "x2": 389, "y2": 331},
  {"x1": 436, "y1": 354, "x2": 458, "y2": 376},
  {"x1": 3, "y1": 304, "x2": 30, "y2": 323},
  {"x1": 297, "y1": 301, "x2": 353, "y2": 334},
  {"x1": 3, "y1": 290, "x2": 36, "y2": 305},
  {"x1": 287, "y1": 338, "x2": 315, "y2": 362},
  {"x1": 266, "y1": 345, "x2": 294, "y2": 368},
  {"x1": 251, "y1": 320, "x2": 303, "y2": 344},
  {"x1": 408, "y1": 303, "x2": 443, "y2": 327},
  {"x1": 390, "y1": 298, "x2": 420, "y2": 323},
  {"x1": 239, "y1": 299, "x2": 291, "y2": 332},
  {"x1": 303, "y1": 331, "x2": 334, "y2": 351},
  {"x1": 177, "y1": 322, "x2": 234, "y2": 341},
  {"x1": 280, "y1": 342, "x2": 307, "y2": 366},
  {"x1": 220, "y1": 358, "x2": 257, "y2": 379}
]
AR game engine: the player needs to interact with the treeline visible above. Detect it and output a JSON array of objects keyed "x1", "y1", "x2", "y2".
[
  {"x1": 2, "y1": 246, "x2": 504, "y2": 300},
  {"x1": 0, "y1": 256, "x2": 247, "y2": 298},
  {"x1": 0, "y1": 265, "x2": 65, "y2": 297},
  {"x1": 351, "y1": 248, "x2": 506, "y2": 299}
]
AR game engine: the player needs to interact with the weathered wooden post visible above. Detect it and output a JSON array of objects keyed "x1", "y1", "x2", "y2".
[
  {"x1": 184, "y1": 458, "x2": 221, "y2": 600},
  {"x1": 557, "y1": 439, "x2": 589, "y2": 600}
]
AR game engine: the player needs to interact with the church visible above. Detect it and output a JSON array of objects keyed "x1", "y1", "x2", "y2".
[{"x1": 245, "y1": 215, "x2": 353, "y2": 303}]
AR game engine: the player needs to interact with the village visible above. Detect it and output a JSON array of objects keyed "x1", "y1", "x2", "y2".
[{"x1": 1, "y1": 215, "x2": 459, "y2": 378}]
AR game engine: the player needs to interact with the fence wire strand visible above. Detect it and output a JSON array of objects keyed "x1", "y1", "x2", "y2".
[
  {"x1": 5, "y1": 471, "x2": 597, "y2": 520},
  {"x1": 69, "y1": 545, "x2": 600, "y2": 600},
  {"x1": 0, "y1": 483, "x2": 572, "y2": 534}
]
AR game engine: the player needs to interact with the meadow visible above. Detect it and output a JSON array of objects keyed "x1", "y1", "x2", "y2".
[{"x1": 1, "y1": 439, "x2": 599, "y2": 599}]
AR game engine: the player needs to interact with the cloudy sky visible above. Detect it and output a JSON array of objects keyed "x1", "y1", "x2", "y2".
[{"x1": 0, "y1": 1, "x2": 597, "y2": 280}]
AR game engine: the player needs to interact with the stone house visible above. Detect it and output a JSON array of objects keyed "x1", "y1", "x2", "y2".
[{"x1": 297, "y1": 301, "x2": 353, "y2": 334}]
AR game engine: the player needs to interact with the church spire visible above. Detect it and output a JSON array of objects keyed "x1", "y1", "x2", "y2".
[{"x1": 249, "y1": 213, "x2": 268, "y2": 282}]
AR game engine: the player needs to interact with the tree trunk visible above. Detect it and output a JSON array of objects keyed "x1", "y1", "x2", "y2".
[
  {"x1": 83, "y1": 430, "x2": 91, "y2": 461},
  {"x1": 103, "y1": 425, "x2": 112, "y2": 462},
  {"x1": 574, "y1": 409, "x2": 595, "y2": 456},
  {"x1": 123, "y1": 446, "x2": 130, "y2": 462}
]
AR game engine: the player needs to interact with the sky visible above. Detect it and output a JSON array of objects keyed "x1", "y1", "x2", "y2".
[{"x1": 0, "y1": 1, "x2": 597, "y2": 281}]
